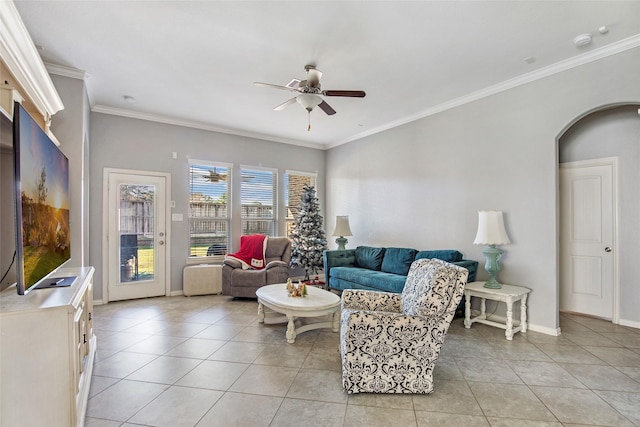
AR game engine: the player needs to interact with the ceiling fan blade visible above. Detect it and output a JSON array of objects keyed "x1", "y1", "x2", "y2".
[
  {"x1": 286, "y1": 79, "x2": 301, "y2": 89},
  {"x1": 323, "y1": 90, "x2": 366, "y2": 98},
  {"x1": 254, "y1": 82, "x2": 298, "y2": 92},
  {"x1": 274, "y1": 97, "x2": 297, "y2": 111},
  {"x1": 318, "y1": 100, "x2": 336, "y2": 115}
]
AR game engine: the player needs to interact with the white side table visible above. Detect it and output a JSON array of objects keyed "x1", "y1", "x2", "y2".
[{"x1": 464, "y1": 281, "x2": 531, "y2": 340}]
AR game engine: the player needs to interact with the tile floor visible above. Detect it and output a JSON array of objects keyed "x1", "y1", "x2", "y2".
[{"x1": 86, "y1": 295, "x2": 640, "y2": 427}]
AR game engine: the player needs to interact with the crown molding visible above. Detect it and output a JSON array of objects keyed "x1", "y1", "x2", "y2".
[
  {"x1": 328, "y1": 34, "x2": 640, "y2": 149},
  {"x1": 0, "y1": 0, "x2": 64, "y2": 119},
  {"x1": 45, "y1": 63, "x2": 89, "y2": 81},
  {"x1": 91, "y1": 33, "x2": 639, "y2": 151},
  {"x1": 91, "y1": 105, "x2": 325, "y2": 150}
]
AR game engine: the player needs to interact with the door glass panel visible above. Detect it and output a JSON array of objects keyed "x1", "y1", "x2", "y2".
[{"x1": 119, "y1": 184, "x2": 155, "y2": 283}]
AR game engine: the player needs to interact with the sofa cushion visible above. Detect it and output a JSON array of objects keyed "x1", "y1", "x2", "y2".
[
  {"x1": 355, "y1": 246, "x2": 386, "y2": 271},
  {"x1": 331, "y1": 266, "x2": 407, "y2": 293},
  {"x1": 415, "y1": 249, "x2": 463, "y2": 263},
  {"x1": 326, "y1": 250, "x2": 356, "y2": 268},
  {"x1": 453, "y1": 260, "x2": 477, "y2": 282},
  {"x1": 381, "y1": 247, "x2": 417, "y2": 276}
]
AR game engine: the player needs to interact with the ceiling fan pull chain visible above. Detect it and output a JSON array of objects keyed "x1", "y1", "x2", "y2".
[{"x1": 308, "y1": 111, "x2": 311, "y2": 131}]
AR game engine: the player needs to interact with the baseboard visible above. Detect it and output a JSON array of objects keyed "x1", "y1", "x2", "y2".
[
  {"x1": 527, "y1": 323, "x2": 562, "y2": 336},
  {"x1": 618, "y1": 318, "x2": 640, "y2": 330},
  {"x1": 96, "y1": 290, "x2": 220, "y2": 303}
]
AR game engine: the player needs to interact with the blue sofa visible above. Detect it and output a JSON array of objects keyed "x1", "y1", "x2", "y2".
[{"x1": 323, "y1": 246, "x2": 477, "y2": 294}]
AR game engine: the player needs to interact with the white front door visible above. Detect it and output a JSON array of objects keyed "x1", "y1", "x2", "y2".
[
  {"x1": 559, "y1": 158, "x2": 616, "y2": 320},
  {"x1": 104, "y1": 169, "x2": 171, "y2": 302}
]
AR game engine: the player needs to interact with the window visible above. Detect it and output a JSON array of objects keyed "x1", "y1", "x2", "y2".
[
  {"x1": 241, "y1": 166, "x2": 277, "y2": 236},
  {"x1": 188, "y1": 160, "x2": 231, "y2": 257},
  {"x1": 284, "y1": 170, "x2": 317, "y2": 238}
]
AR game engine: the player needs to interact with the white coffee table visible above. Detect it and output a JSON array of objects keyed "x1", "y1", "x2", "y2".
[{"x1": 256, "y1": 283, "x2": 341, "y2": 343}]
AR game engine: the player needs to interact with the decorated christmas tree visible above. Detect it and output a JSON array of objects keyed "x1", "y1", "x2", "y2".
[{"x1": 290, "y1": 185, "x2": 327, "y2": 281}]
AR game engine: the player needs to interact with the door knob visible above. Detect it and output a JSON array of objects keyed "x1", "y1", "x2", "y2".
[
  {"x1": 159, "y1": 241, "x2": 165, "y2": 245},
  {"x1": 604, "y1": 247, "x2": 612, "y2": 253}
]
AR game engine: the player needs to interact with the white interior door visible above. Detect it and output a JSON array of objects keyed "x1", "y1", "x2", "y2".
[
  {"x1": 105, "y1": 169, "x2": 170, "y2": 302},
  {"x1": 560, "y1": 159, "x2": 616, "y2": 320}
]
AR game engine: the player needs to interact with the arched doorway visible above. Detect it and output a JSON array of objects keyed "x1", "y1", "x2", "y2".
[{"x1": 557, "y1": 104, "x2": 640, "y2": 325}]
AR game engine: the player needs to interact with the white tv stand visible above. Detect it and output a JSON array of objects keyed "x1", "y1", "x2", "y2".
[{"x1": 0, "y1": 266, "x2": 96, "y2": 427}]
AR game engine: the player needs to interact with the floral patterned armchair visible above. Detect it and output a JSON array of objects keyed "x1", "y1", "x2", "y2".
[{"x1": 340, "y1": 258, "x2": 469, "y2": 394}]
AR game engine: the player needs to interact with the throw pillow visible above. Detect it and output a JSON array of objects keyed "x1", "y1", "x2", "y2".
[
  {"x1": 381, "y1": 247, "x2": 417, "y2": 276},
  {"x1": 354, "y1": 246, "x2": 386, "y2": 271},
  {"x1": 415, "y1": 249, "x2": 463, "y2": 263}
]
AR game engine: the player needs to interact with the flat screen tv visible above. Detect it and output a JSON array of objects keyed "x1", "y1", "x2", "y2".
[{"x1": 13, "y1": 102, "x2": 73, "y2": 295}]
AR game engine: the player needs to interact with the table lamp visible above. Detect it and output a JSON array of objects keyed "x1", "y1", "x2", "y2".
[
  {"x1": 332, "y1": 216, "x2": 352, "y2": 251},
  {"x1": 473, "y1": 210, "x2": 511, "y2": 289}
]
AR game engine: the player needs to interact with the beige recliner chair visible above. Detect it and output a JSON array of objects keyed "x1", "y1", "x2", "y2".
[{"x1": 221, "y1": 237, "x2": 291, "y2": 298}]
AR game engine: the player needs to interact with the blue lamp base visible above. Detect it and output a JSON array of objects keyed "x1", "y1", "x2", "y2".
[
  {"x1": 482, "y1": 245, "x2": 503, "y2": 289},
  {"x1": 335, "y1": 236, "x2": 348, "y2": 251}
]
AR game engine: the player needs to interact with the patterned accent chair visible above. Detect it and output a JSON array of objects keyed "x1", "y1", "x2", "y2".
[{"x1": 340, "y1": 258, "x2": 469, "y2": 394}]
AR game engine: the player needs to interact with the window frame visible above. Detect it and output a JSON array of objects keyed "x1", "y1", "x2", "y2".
[
  {"x1": 240, "y1": 164, "x2": 278, "y2": 237},
  {"x1": 187, "y1": 159, "x2": 232, "y2": 259}
]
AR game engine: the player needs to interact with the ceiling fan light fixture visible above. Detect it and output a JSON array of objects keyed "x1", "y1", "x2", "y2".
[{"x1": 296, "y1": 94, "x2": 322, "y2": 111}]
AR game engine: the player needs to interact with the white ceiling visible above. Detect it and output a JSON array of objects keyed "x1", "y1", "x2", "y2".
[{"x1": 13, "y1": 1, "x2": 640, "y2": 149}]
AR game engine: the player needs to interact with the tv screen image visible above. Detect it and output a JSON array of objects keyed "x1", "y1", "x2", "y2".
[{"x1": 13, "y1": 103, "x2": 72, "y2": 294}]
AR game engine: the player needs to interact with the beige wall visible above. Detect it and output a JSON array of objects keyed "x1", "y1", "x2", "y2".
[
  {"x1": 88, "y1": 113, "x2": 326, "y2": 301},
  {"x1": 50, "y1": 74, "x2": 91, "y2": 269},
  {"x1": 45, "y1": 47, "x2": 640, "y2": 331},
  {"x1": 326, "y1": 47, "x2": 640, "y2": 332}
]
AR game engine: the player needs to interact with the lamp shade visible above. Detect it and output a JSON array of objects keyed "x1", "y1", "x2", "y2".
[
  {"x1": 332, "y1": 216, "x2": 353, "y2": 237},
  {"x1": 473, "y1": 210, "x2": 510, "y2": 245},
  {"x1": 297, "y1": 94, "x2": 323, "y2": 111}
]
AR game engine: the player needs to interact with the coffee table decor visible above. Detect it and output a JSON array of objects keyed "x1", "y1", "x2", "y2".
[
  {"x1": 286, "y1": 278, "x2": 307, "y2": 297},
  {"x1": 256, "y1": 283, "x2": 340, "y2": 343}
]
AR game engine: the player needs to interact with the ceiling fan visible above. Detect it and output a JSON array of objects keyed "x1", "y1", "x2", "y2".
[
  {"x1": 254, "y1": 64, "x2": 366, "y2": 130},
  {"x1": 203, "y1": 168, "x2": 227, "y2": 183}
]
